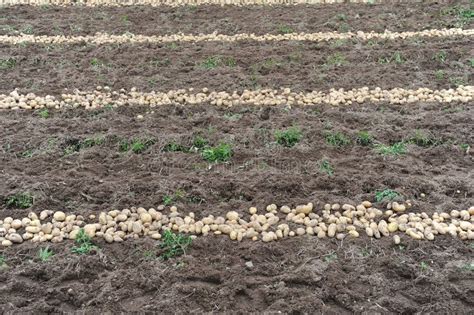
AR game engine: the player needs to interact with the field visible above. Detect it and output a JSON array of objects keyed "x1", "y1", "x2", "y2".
[{"x1": 0, "y1": 0, "x2": 473, "y2": 313}]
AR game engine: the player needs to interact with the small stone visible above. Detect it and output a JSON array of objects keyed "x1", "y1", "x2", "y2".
[{"x1": 245, "y1": 261, "x2": 254, "y2": 269}]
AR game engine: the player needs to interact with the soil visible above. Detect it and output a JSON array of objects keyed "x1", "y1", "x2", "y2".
[
  {"x1": 1, "y1": 0, "x2": 474, "y2": 313},
  {"x1": 1, "y1": 102, "x2": 473, "y2": 313},
  {"x1": 0, "y1": 1, "x2": 472, "y2": 36},
  {"x1": 1, "y1": 37, "x2": 473, "y2": 95}
]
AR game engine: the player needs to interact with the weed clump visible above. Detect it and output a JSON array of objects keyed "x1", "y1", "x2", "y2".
[
  {"x1": 119, "y1": 138, "x2": 155, "y2": 154},
  {"x1": 325, "y1": 131, "x2": 351, "y2": 147},
  {"x1": 408, "y1": 130, "x2": 441, "y2": 147},
  {"x1": 38, "y1": 247, "x2": 54, "y2": 262},
  {"x1": 71, "y1": 229, "x2": 97, "y2": 255},
  {"x1": 275, "y1": 127, "x2": 303, "y2": 147},
  {"x1": 375, "y1": 189, "x2": 400, "y2": 202},
  {"x1": 356, "y1": 131, "x2": 374, "y2": 146},
  {"x1": 5, "y1": 193, "x2": 34, "y2": 208},
  {"x1": 318, "y1": 159, "x2": 334, "y2": 176},
  {"x1": 201, "y1": 143, "x2": 233, "y2": 162},
  {"x1": 374, "y1": 142, "x2": 406, "y2": 156},
  {"x1": 160, "y1": 230, "x2": 192, "y2": 260}
]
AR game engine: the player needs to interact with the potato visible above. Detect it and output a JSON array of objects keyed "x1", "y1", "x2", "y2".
[{"x1": 53, "y1": 211, "x2": 66, "y2": 222}]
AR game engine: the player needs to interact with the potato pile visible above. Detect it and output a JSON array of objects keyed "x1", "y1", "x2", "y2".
[
  {"x1": 0, "y1": 0, "x2": 385, "y2": 8},
  {"x1": 1, "y1": 202, "x2": 473, "y2": 247},
  {"x1": 0, "y1": 86, "x2": 472, "y2": 110},
  {"x1": 2, "y1": 28, "x2": 471, "y2": 46}
]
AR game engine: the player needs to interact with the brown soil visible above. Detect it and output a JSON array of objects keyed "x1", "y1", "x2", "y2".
[
  {"x1": 0, "y1": 235, "x2": 472, "y2": 313},
  {"x1": 1, "y1": 37, "x2": 473, "y2": 95},
  {"x1": 1, "y1": 103, "x2": 473, "y2": 219},
  {"x1": 1, "y1": 103, "x2": 473, "y2": 313},
  {"x1": 0, "y1": 1, "x2": 472, "y2": 36},
  {"x1": 1, "y1": 1, "x2": 474, "y2": 313}
]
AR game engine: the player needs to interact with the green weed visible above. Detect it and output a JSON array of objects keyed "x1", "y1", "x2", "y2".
[
  {"x1": 38, "y1": 108, "x2": 49, "y2": 119},
  {"x1": 149, "y1": 57, "x2": 171, "y2": 67},
  {"x1": 469, "y1": 58, "x2": 474, "y2": 68},
  {"x1": 21, "y1": 149, "x2": 34, "y2": 158},
  {"x1": 379, "y1": 52, "x2": 404, "y2": 64},
  {"x1": 162, "y1": 190, "x2": 185, "y2": 206},
  {"x1": 433, "y1": 51, "x2": 447, "y2": 63},
  {"x1": 38, "y1": 247, "x2": 54, "y2": 262},
  {"x1": 81, "y1": 137, "x2": 105, "y2": 148},
  {"x1": 408, "y1": 130, "x2": 441, "y2": 147},
  {"x1": 375, "y1": 189, "x2": 399, "y2": 202},
  {"x1": 325, "y1": 52, "x2": 347, "y2": 66},
  {"x1": 0, "y1": 255, "x2": 5, "y2": 267},
  {"x1": 162, "y1": 141, "x2": 189, "y2": 153},
  {"x1": 162, "y1": 195, "x2": 173, "y2": 206},
  {"x1": 71, "y1": 228, "x2": 97, "y2": 255},
  {"x1": 5, "y1": 193, "x2": 34, "y2": 208},
  {"x1": 435, "y1": 70, "x2": 445, "y2": 80},
  {"x1": 143, "y1": 250, "x2": 157, "y2": 260},
  {"x1": 119, "y1": 138, "x2": 155, "y2": 153},
  {"x1": 0, "y1": 58, "x2": 16, "y2": 70},
  {"x1": 21, "y1": 24, "x2": 34, "y2": 34},
  {"x1": 461, "y1": 262, "x2": 474, "y2": 272},
  {"x1": 336, "y1": 13, "x2": 347, "y2": 21},
  {"x1": 318, "y1": 159, "x2": 334, "y2": 176},
  {"x1": 325, "y1": 131, "x2": 351, "y2": 147},
  {"x1": 420, "y1": 261, "x2": 429, "y2": 271},
  {"x1": 201, "y1": 143, "x2": 233, "y2": 162},
  {"x1": 324, "y1": 252, "x2": 338, "y2": 263},
  {"x1": 223, "y1": 113, "x2": 243, "y2": 121},
  {"x1": 64, "y1": 137, "x2": 105, "y2": 155},
  {"x1": 356, "y1": 131, "x2": 374, "y2": 146},
  {"x1": 449, "y1": 77, "x2": 466, "y2": 87},
  {"x1": 275, "y1": 126, "x2": 303, "y2": 147},
  {"x1": 160, "y1": 230, "x2": 192, "y2": 260},
  {"x1": 278, "y1": 25, "x2": 294, "y2": 34},
  {"x1": 201, "y1": 56, "x2": 236, "y2": 69},
  {"x1": 192, "y1": 136, "x2": 209, "y2": 151},
  {"x1": 460, "y1": 143, "x2": 470, "y2": 152},
  {"x1": 441, "y1": 6, "x2": 473, "y2": 27},
  {"x1": 252, "y1": 58, "x2": 282, "y2": 74},
  {"x1": 374, "y1": 142, "x2": 407, "y2": 156}
]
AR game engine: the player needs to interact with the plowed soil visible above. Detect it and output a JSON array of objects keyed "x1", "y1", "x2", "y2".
[
  {"x1": 1, "y1": 37, "x2": 473, "y2": 95},
  {"x1": 1, "y1": 102, "x2": 473, "y2": 313},
  {"x1": 0, "y1": 1, "x2": 472, "y2": 36},
  {"x1": 1, "y1": 1, "x2": 474, "y2": 313}
]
